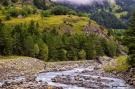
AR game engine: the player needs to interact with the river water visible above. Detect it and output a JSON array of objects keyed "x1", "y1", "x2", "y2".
[
  {"x1": 0, "y1": 65, "x2": 134, "y2": 89},
  {"x1": 36, "y1": 67, "x2": 135, "y2": 89}
]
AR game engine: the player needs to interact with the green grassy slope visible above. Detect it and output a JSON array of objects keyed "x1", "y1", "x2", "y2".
[{"x1": 3, "y1": 14, "x2": 103, "y2": 34}]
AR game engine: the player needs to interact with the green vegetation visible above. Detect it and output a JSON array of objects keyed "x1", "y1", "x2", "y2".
[
  {"x1": 104, "y1": 56, "x2": 130, "y2": 72},
  {"x1": 124, "y1": 12, "x2": 135, "y2": 67},
  {"x1": 0, "y1": 56, "x2": 30, "y2": 62},
  {"x1": 0, "y1": 1, "x2": 122, "y2": 62},
  {"x1": 106, "y1": 11, "x2": 135, "y2": 71},
  {"x1": 4, "y1": 15, "x2": 88, "y2": 32},
  {"x1": 51, "y1": 5, "x2": 76, "y2": 15},
  {"x1": 91, "y1": 10, "x2": 127, "y2": 29},
  {"x1": 0, "y1": 19, "x2": 120, "y2": 61},
  {"x1": 61, "y1": 0, "x2": 135, "y2": 29},
  {"x1": 110, "y1": 29, "x2": 126, "y2": 42}
]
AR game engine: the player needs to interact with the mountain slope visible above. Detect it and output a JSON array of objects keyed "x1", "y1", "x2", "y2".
[
  {"x1": 52, "y1": 0, "x2": 135, "y2": 29},
  {"x1": 0, "y1": 0, "x2": 122, "y2": 61}
]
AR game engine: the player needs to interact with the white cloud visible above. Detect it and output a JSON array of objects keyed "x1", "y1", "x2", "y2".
[{"x1": 51, "y1": 0, "x2": 116, "y2": 5}]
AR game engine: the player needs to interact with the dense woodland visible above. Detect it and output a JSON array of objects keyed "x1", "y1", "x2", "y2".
[
  {"x1": 90, "y1": 10, "x2": 127, "y2": 29},
  {"x1": 0, "y1": 21, "x2": 119, "y2": 61},
  {"x1": 0, "y1": 0, "x2": 121, "y2": 62}
]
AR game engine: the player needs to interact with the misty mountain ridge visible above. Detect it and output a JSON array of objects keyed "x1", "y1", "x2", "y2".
[
  {"x1": 1, "y1": 0, "x2": 135, "y2": 29},
  {"x1": 52, "y1": 0, "x2": 116, "y2": 5},
  {"x1": 52, "y1": 0, "x2": 135, "y2": 29}
]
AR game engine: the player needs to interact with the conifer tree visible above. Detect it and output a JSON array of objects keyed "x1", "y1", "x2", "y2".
[
  {"x1": 124, "y1": 12, "x2": 135, "y2": 66},
  {"x1": 0, "y1": 23, "x2": 13, "y2": 55},
  {"x1": 38, "y1": 40, "x2": 48, "y2": 61},
  {"x1": 33, "y1": 44, "x2": 40, "y2": 57},
  {"x1": 23, "y1": 36, "x2": 35, "y2": 57}
]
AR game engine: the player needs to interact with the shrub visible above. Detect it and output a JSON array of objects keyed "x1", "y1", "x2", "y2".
[
  {"x1": 78, "y1": 49, "x2": 86, "y2": 60},
  {"x1": 104, "y1": 56, "x2": 129, "y2": 72}
]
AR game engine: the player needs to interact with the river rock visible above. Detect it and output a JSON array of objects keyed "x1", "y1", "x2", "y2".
[{"x1": 25, "y1": 76, "x2": 36, "y2": 82}]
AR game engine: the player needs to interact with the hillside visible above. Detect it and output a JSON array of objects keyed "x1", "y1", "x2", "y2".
[
  {"x1": 4, "y1": 15, "x2": 89, "y2": 33},
  {"x1": 53, "y1": 0, "x2": 135, "y2": 29},
  {"x1": 0, "y1": 1, "x2": 121, "y2": 62}
]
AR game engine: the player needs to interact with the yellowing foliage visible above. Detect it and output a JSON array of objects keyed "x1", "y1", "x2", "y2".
[
  {"x1": 104, "y1": 56, "x2": 130, "y2": 72},
  {"x1": 4, "y1": 15, "x2": 90, "y2": 32}
]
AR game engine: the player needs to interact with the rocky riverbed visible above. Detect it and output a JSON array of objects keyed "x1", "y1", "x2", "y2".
[
  {"x1": 37, "y1": 66, "x2": 134, "y2": 89},
  {"x1": 0, "y1": 57, "x2": 135, "y2": 89}
]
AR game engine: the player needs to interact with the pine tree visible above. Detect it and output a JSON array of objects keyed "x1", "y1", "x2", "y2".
[
  {"x1": 23, "y1": 35, "x2": 35, "y2": 57},
  {"x1": 12, "y1": 24, "x2": 27, "y2": 55},
  {"x1": 38, "y1": 40, "x2": 48, "y2": 61},
  {"x1": 0, "y1": 23, "x2": 13, "y2": 55},
  {"x1": 95, "y1": 40, "x2": 104, "y2": 56},
  {"x1": 124, "y1": 12, "x2": 135, "y2": 66},
  {"x1": 84, "y1": 40, "x2": 96, "y2": 59},
  {"x1": 57, "y1": 49, "x2": 67, "y2": 61},
  {"x1": 33, "y1": 44, "x2": 39, "y2": 57}
]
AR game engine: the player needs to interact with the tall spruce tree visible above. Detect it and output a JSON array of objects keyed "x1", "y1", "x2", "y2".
[
  {"x1": 0, "y1": 23, "x2": 13, "y2": 55},
  {"x1": 124, "y1": 12, "x2": 135, "y2": 66}
]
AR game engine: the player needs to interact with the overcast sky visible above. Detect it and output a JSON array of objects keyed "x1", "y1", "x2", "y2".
[{"x1": 51, "y1": 0, "x2": 116, "y2": 5}]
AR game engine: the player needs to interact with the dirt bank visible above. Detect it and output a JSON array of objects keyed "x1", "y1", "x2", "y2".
[
  {"x1": 0, "y1": 57, "x2": 45, "y2": 80},
  {"x1": 0, "y1": 56, "x2": 95, "y2": 80}
]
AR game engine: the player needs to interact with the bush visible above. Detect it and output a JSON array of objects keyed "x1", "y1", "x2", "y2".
[
  {"x1": 78, "y1": 49, "x2": 86, "y2": 60},
  {"x1": 104, "y1": 56, "x2": 129, "y2": 72}
]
